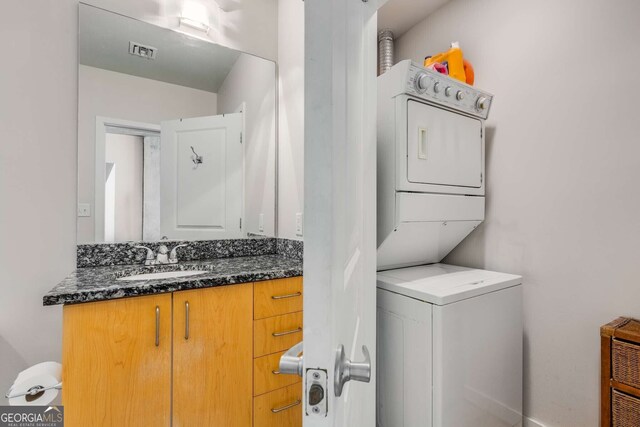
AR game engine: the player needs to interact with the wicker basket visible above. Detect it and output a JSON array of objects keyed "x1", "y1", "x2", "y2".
[
  {"x1": 612, "y1": 390, "x2": 640, "y2": 427},
  {"x1": 613, "y1": 340, "x2": 640, "y2": 390}
]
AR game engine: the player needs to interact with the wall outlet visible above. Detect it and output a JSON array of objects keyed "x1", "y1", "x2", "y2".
[
  {"x1": 258, "y1": 213, "x2": 264, "y2": 233},
  {"x1": 77, "y1": 203, "x2": 91, "y2": 217},
  {"x1": 296, "y1": 213, "x2": 303, "y2": 236}
]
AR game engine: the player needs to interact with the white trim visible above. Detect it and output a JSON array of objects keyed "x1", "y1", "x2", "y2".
[
  {"x1": 234, "y1": 103, "x2": 247, "y2": 236},
  {"x1": 94, "y1": 116, "x2": 160, "y2": 242},
  {"x1": 524, "y1": 416, "x2": 547, "y2": 427}
]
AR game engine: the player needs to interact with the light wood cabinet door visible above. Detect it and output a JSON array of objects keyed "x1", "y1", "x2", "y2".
[
  {"x1": 254, "y1": 311, "x2": 304, "y2": 358},
  {"x1": 172, "y1": 283, "x2": 253, "y2": 427},
  {"x1": 254, "y1": 277, "x2": 303, "y2": 320},
  {"x1": 254, "y1": 383, "x2": 303, "y2": 427},
  {"x1": 254, "y1": 350, "x2": 301, "y2": 396},
  {"x1": 62, "y1": 294, "x2": 172, "y2": 427}
]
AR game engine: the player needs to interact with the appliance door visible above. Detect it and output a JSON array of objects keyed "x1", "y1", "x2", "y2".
[
  {"x1": 433, "y1": 285, "x2": 523, "y2": 427},
  {"x1": 407, "y1": 100, "x2": 482, "y2": 188}
]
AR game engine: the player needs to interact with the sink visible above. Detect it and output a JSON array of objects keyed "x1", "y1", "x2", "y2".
[{"x1": 117, "y1": 270, "x2": 206, "y2": 281}]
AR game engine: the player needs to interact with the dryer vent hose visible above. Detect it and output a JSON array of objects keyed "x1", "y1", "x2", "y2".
[{"x1": 378, "y1": 29, "x2": 394, "y2": 76}]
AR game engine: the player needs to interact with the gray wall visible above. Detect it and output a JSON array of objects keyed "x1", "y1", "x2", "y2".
[
  {"x1": 0, "y1": 0, "x2": 77, "y2": 403},
  {"x1": 395, "y1": 0, "x2": 640, "y2": 425}
]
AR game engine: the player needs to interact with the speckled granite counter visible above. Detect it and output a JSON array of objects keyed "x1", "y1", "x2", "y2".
[{"x1": 44, "y1": 254, "x2": 302, "y2": 306}]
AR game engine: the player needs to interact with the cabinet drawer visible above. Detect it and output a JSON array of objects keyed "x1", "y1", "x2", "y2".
[
  {"x1": 613, "y1": 340, "x2": 640, "y2": 389},
  {"x1": 254, "y1": 351, "x2": 301, "y2": 396},
  {"x1": 254, "y1": 383, "x2": 302, "y2": 427},
  {"x1": 254, "y1": 277, "x2": 303, "y2": 320},
  {"x1": 613, "y1": 390, "x2": 640, "y2": 427},
  {"x1": 254, "y1": 312, "x2": 303, "y2": 358}
]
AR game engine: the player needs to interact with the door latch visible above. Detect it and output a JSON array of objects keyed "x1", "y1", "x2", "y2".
[
  {"x1": 306, "y1": 369, "x2": 328, "y2": 417},
  {"x1": 334, "y1": 344, "x2": 371, "y2": 397}
]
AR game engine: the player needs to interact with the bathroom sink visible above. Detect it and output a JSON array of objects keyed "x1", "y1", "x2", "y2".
[{"x1": 117, "y1": 270, "x2": 206, "y2": 281}]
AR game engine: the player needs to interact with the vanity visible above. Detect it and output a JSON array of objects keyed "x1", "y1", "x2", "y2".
[
  {"x1": 45, "y1": 240, "x2": 303, "y2": 427},
  {"x1": 45, "y1": 3, "x2": 303, "y2": 426}
]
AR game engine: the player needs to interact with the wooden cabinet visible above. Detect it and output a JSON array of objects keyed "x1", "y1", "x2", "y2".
[
  {"x1": 62, "y1": 294, "x2": 172, "y2": 427},
  {"x1": 253, "y1": 277, "x2": 303, "y2": 427},
  {"x1": 62, "y1": 277, "x2": 302, "y2": 427},
  {"x1": 173, "y1": 283, "x2": 253, "y2": 427}
]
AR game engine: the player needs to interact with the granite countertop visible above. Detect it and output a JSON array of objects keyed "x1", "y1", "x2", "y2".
[{"x1": 44, "y1": 254, "x2": 303, "y2": 306}]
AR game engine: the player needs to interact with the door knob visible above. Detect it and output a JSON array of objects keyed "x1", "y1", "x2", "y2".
[
  {"x1": 334, "y1": 344, "x2": 371, "y2": 397},
  {"x1": 279, "y1": 341, "x2": 304, "y2": 377}
]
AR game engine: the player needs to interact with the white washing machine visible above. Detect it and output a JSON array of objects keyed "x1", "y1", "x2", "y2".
[{"x1": 376, "y1": 264, "x2": 523, "y2": 427}]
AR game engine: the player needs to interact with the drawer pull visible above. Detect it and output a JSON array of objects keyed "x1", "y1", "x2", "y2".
[
  {"x1": 271, "y1": 292, "x2": 302, "y2": 300},
  {"x1": 273, "y1": 327, "x2": 303, "y2": 337},
  {"x1": 155, "y1": 306, "x2": 160, "y2": 347},
  {"x1": 272, "y1": 370, "x2": 281, "y2": 375},
  {"x1": 185, "y1": 301, "x2": 190, "y2": 340},
  {"x1": 271, "y1": 399, "x2": 301, "y2": 413}
]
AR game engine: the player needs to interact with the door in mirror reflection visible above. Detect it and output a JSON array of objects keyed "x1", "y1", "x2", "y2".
[
  {"x1": 161, "y1": 113, "x2": 244, "y2": 240},
  {"x1": 104, "y1": 133, "x2": 144, "y2": 242}
]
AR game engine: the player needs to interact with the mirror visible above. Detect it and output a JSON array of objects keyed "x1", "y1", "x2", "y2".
[{"x1": 77, "y1": 3, "x2": 276, "y2": 243}]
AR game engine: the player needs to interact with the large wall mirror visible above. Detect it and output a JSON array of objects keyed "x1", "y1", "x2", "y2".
[{"x1": 77, "y1": 3, "x2": 276, "y2": 243}]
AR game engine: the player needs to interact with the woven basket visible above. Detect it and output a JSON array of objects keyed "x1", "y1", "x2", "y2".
[
  {"x1": 613, "y1": 340, "x2": 640, "y2": 389},
  {"x1": 612, "y1": 390, "x2": 640, "y2": 427}
]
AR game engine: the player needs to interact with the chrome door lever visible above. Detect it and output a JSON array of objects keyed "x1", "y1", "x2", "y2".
[
  {"x1": 279, "y1": 341, "x2": 303, "y2": 377},
  {"x1": 334, "y1": 344, "x2": 371, "y2": 397}
]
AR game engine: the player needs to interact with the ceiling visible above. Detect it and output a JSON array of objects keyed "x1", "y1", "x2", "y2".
[
  {"x1": 79, "y1": 4, "x2": 243, "y2": 93},
  {"x1": 378, "y1": 0, "x2": 452, "y2": 38}
]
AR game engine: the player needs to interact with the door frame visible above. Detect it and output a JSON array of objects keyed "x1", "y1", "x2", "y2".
[{"x1": 94, "y1": 116, "x2": 160, "y2": 242}]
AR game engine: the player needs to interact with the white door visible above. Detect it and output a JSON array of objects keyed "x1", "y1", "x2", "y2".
[
  {"x1": 160, "y1": 114, "x2": 243, "y2": 240},
  {"x1": 407, "y1": 101, "x2": 482, "y2": 188},
  {"x1": 302, "y1": 0, "x2": 379, "y2": 425}
]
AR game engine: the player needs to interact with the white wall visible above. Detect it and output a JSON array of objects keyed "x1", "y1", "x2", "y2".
[
  {"x1": 78, "y1": 65, "x2": 218, "y2": 243},
  {"x1": 277, "y1": 0, "x2": 304, "y2": 240},
  {"x1": 105, "y1": 134, "x2": 144, "y2": 242},
  {"x1": 395, "y1": 1, "x2": 640, "y2": 425},
  {"x1": 218, "y1": 54, "x2": 277, "y2": 237},
  {"x1": 0, "y1": 0, "x2": 77, "y2": 404},
  {"x1": 0, "y1": 0, "x2": 278, "y2": 403}
]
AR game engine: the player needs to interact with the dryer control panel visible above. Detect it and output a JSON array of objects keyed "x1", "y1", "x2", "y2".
[{"x1": 404, "y1": 62, "x2": 493, "y2": 120}]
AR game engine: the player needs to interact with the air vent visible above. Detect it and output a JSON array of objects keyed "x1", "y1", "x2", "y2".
[{"x1": 129, "y1": 41, "x2": 157, "y2": 59}]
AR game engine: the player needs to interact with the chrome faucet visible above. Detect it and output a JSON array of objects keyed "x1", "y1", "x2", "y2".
[{"x1": 135, "y1": 244, "x2": 188, "y2": 266}]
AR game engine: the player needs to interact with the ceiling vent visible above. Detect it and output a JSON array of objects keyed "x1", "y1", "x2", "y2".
[{"x1": 129, "y1": 41, "x2": 157, "y2": 60}]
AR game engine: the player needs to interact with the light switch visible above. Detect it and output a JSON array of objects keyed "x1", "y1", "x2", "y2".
[
  {"x1": 296, "y1": 213, "x2": 303, "y2": 236},
  {"x1": 258, "y1": 213, "x2": 264, "y2": 232},
  {"x1": 77, "y1": 203, "x2": 91, "y2": 217}
]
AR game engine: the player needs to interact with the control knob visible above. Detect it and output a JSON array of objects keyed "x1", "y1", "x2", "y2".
[
  {"x1": 444, "y1": 86, "x2": 452, "y2": 97},
  {"x1": 456, "y1": 90, "x2": 465, "y2": 100},
  {"x1": 414, "y1": 72, "x2": 429, "y2": 93},
  {"x1": 476, "y1": 96, "x2": 488, "y2": 110},
  {"x1": 433, "y1": 81, "x2": 441, "y2": 93}
]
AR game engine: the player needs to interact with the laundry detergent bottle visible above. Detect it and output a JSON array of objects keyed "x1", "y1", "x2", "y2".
[{"x1": 424, "y1": 41, "x2": 466, "y2": 83}]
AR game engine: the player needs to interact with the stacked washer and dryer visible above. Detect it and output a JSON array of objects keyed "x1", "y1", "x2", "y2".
[{"x1": 376, "y1": 60, "x2": 523, "y2": 427}]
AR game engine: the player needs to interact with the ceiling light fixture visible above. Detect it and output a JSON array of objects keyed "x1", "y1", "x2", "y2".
[{"x1": 180, "y1": 1, "x2": 214, "y2": 34}]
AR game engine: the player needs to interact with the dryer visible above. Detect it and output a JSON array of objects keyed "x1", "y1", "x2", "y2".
[{"x1": 377, "y1": 60, "x2": 493, "y2": 270}]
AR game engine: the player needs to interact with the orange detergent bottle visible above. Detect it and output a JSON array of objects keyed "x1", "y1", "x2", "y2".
[{"x1": 424, "y1": 42, "x2": 466, "y2": 83}]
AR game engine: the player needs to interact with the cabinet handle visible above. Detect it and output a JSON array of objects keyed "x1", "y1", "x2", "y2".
[
  {"x1": 155, "y1": 306, "x2": 160, "y2": 347},
  {"x1": 272, "y1": 370, "x2": 281, "y2": 375},
  {"x1": 271, "y1": 292, "x2": 302, "y2": 300},
  {"x1": 185, "y1": 301, "x2": 190, "y2": 340},
  {"x1": 271, "y1": 399, "x2": 301, "y2": 413},
  {"x1": 272, "y1": 327, "x2": 303, "y2": 337}
]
